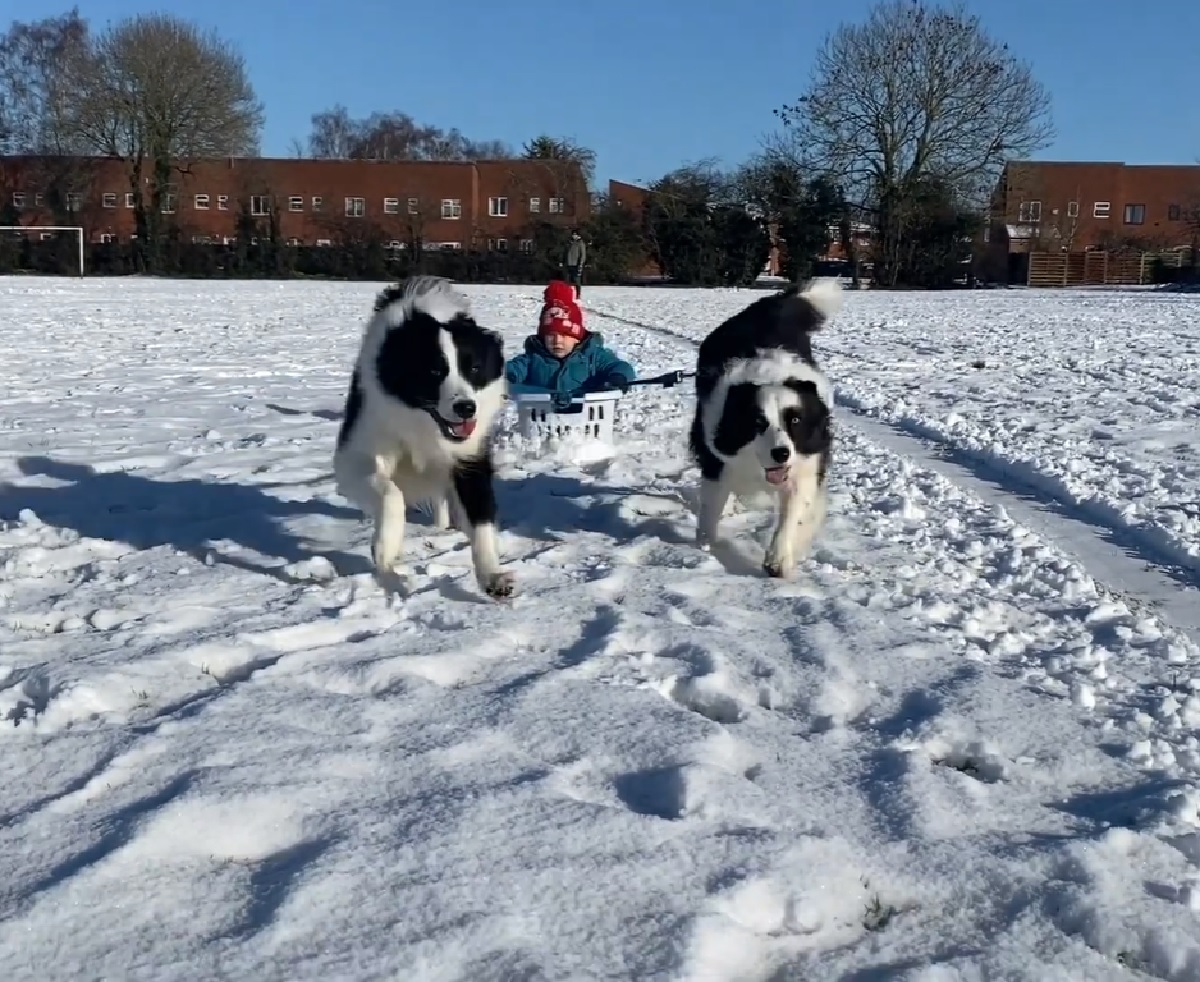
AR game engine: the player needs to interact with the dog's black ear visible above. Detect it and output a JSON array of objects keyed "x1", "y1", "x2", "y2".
[
  {"x1": 784, "y1": 379, "x2": 832, "y2": 455},
  {"x1": 373, "y1": 283, "x2": 406, "y2": 312},
  {"x1": 713, "y1": 382, "x2": 763, "y2": 458},
  {"x1": 476, "y1": 330, "x2": 504, "y2": 383}
]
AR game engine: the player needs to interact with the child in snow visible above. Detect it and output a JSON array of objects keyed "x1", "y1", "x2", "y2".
[{"x1": 505, "y1": 281, "x2": 636, "y2": 407}]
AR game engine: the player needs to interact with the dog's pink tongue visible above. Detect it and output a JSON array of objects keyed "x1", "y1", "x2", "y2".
[
  {"x1": 452, "y1": 418, "x2": 477, "y2": 438},
  {"x1": 765, "y1": 466, "x2": 788, "y2": 486}
]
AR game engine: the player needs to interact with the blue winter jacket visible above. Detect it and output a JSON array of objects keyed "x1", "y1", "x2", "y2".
[{"x1": 505, "y1": 333, "x2": 636, "y2": 399}]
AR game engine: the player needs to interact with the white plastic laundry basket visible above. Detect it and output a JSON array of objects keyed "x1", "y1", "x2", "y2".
[{"x1": 512, "y1": 391, "x2": 621, "y2": 442}]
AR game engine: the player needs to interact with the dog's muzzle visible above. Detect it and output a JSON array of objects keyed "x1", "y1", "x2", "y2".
[{"x1": 428, "y1": 402, "x2": 477, "y2": 442}]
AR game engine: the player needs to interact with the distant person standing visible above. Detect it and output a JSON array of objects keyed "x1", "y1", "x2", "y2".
[{"x1": 564, "y1": 230, "x2": 587, "y2": 297}]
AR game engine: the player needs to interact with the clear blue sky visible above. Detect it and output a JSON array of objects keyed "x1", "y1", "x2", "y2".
[{"x1": 17, "y1": 0, "x2": 1200, "y2": 187}]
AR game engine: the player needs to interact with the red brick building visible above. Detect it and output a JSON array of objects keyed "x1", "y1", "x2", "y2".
[
  {"x1": 984, "y1": 160, "x2": 1200, "y2": 282},
  {"x1": 0, "y1": 155, "x2": 589, "y2": 253}
]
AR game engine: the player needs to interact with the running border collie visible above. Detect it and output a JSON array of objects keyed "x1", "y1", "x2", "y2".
[
  {"x1": 333, "y1": 276, "x2": 513, "y2": 598},
  {"x1": 689, "y1": 279, "x2": 841, "y2": 579}
]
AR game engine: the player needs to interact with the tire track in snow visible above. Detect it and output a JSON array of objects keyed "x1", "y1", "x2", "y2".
[{"x1": 582, "y1": 303, "x2": 1200, "y2": 646}]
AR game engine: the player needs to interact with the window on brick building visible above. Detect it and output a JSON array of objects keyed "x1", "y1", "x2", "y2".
[
  {"x1": 1018, "y1": 200, "x2": 1041, "y2": 222},
  {"x1": 383, "y1": 197, "x2": 400, "y2": 215},
  {"x1": 1066, "y1": 200, "x2": 1079, "y2": 218},
  {"x1": 312, "y1": 196, "x2": 323, "y2": 212},
  {"x1": 98, "y1": 233, "x2": 115, "y2": 244},
  {"x1": 529, "y1": 197, "x2": 541, "y2": 213},
  {"x1": 407, "y1": 197, "x2": 419, "y2": 215},
  {"x1": 1123, "y1": 203, "x2": 1145, "y2": 225},
  {"x1": 488, "y1": 196, "x2": 508, "y2": 218},
  {"x1": 1168, "y1": 204, "x2": 1182, "y2": 221},
  {"x1": 194, "y1": 194, "x2": 210, "y2": 210},
  {"x1": 65, "y1": 192, "x2": 82, "y2": 212},
  {"x1": 495, "y1": 237, "x2": 508, "y2": 252},
  {"x1": 316, "y1": 238, "x2": 331, "y2": 246},
  {"x1": 125, "y1": 192, "x2": 136, "y2": 208},
  {"x1": 441, "y1": 198, "x2": 462, "y2": 219},
  {"x1": 519, "y1": 238, "x2": 534, "y2": 253},
  {"x1": 250, "y1": 195, "x2": 271, "y2": 216},
  {"x1": 217, "y1": 195, "x2": 229, "y2": 210},
  {"x1": 12, "y1": 192, "x2": 25, "y2": 208},
  {"x1": 161, "y1": 194, "x2": 176, "y2": 214},
  {"x1": 1093, "y1": 201, "x2": 1110, "y2": 218},
  {"x1": 345, "y1": 196, "x2": 365, "y2": 217},
  {"x1": 102, "y1": 192, "x2": 117, "y2": 208},
  {"x1": 289, "y1": 196, "x2": 303, "y2": 212},
  {"x1": 548, "y1": 196, "x2": 564, "y2": 214}
]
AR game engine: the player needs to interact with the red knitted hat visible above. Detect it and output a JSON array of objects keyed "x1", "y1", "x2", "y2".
[{"x1": 540, "y1": 298, "x2": 586, "y2": 340}]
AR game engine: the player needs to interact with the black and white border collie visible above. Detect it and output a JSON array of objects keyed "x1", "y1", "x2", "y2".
[
  {"x1": 689, "y1": 279, "x2": 842, "y2": 578},
  {"x1": 333, "y1": 276, "x2": 513, "y2": 598}
]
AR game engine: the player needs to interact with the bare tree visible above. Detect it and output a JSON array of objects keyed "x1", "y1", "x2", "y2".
[
  {"x1": 775, "y1": 0, "x2": 1053, "y2": 286},
  {"x1": 303, "y1": 106, "x2": 510, "y2": 161},
  {"x1": 523, "y1": 135, "x2": 597, "y2": 187},
  {"x1": 0, "y1": 9, "x2": 88, "y2": 154},
  {"x1": 58, "y1": 12, "x2": 263, "y2": 270}
]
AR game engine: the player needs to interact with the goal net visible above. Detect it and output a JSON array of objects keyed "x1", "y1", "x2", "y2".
[{"x1": 0, "y1": 225, "x2": 85, "y2": 277}]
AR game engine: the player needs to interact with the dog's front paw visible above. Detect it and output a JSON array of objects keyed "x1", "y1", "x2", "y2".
[
  {"x1": 480, "y1": 570, "x2": 515, "y2": 599},
  {"x1": 762, "y1": 550, "x2": 795, "y2": 579}
]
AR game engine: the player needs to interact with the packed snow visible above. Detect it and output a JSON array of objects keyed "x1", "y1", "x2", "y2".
[{"x1": 2, "y1": 277, "x2": 1200, "y2": 981}]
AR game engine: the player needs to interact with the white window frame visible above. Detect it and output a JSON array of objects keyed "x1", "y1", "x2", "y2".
[
  {"x1": 125, "y1": 192, "x2": 136, "y2": 208},
  {"x1": 1093, "y1": 201, "x2": 1111, "y2": 219},
  {"x1": 407, "y1": 197, "x2": 419, "y2": 215},
  {"x1": 161, "y1": 193, "x2": 176, "y2": 214},
  {"x1": 288, "y1": 196, "x2": 303, "y2": 212},
  {"x1": 495, "y1": 237, "x2": 508, "y2": 252},
  {"x1": 488, "y1": 196, "x2": 508, "y2": 218},
  {"x1": 250, "y1": 195, "x2": 271, "y2": 217},
  {"x1": 102, "y1": 192, "x2": 117, "y2": 209},
  {"x1": 519, "y1": 238, "x2": 534, "y2": 253},
  {"x1": 194, "y1": 193, "x2": 210, "y2": 210},
  {"x1": 64, "y1": 192, "x2": 82, "y2": 212},
  {"x1": 441, "y1": 198, "x2": 462, "y2": 219},
  {"x1": 345, "y1": 196, "x2": 365, "y2": 218},
  {"x1": 315, "y1": 237, "x2": 331, "y2": 247},
  {"x1": 98, "y1": 232, "x2": 116, "y2": 244},
  {"x1": 1123, "y1": 203, "x2": 1145, "y2": 226},
  {"x1": 312, "y1": 196, "x2": 323, "y2": 212},
  {"x1": 529, "y1": 197, "x2": 541, "y2": 213},
  {"x1": 383, "y1": 197, "x2": 400, "y2": 215},
  {"x1": 12, "y1": 192, "x2": 25, "y2": 209},
  {"x1": 1066, "y1": 200, "x2": 1079, "y2": 218},
  {"x1": 548, "y1": 196, "x2": 564, "y2": 214},
  {"x1": 217, "y1": 195, "x2": 230, "y2": 211},
  {"x1": 1018, "y1": 200, "x2": 1041, "y2": 222}
]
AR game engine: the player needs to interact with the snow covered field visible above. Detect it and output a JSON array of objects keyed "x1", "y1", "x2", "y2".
[{"x1": 2, "y1": 277, "x2": 1200, "y2": 981}]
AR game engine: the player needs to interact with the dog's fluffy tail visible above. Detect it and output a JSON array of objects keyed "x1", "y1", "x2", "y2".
[
  {"x1": 373, "y1": 275, "x2": 470, "y2": 327},
  {"x1": 799, "y1": 277, "x2": 843, "y2": 325}
]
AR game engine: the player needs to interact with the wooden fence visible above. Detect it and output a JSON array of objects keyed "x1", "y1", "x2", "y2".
[{"x1": 1027, "y1": 247, "x2": 1196, "y2": 287}]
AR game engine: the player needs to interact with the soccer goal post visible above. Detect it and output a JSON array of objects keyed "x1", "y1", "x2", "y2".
[{"x1": 0, "y1": 226, "x2": 85, "y2": 277}]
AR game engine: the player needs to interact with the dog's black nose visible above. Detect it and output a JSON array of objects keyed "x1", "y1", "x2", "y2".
[
  {"x1": 770, "y1": 446, "x2": 791, "y2": 464},
  {"x1": 452, "y1": 399, "x2": 477, "y2": 420}
]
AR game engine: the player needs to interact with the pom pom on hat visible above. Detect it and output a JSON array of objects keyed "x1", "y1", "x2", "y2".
[{"x1": 543, "y1": 279, "x2": 576, "y2": 306}]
